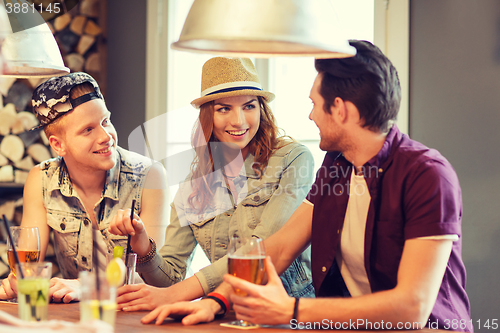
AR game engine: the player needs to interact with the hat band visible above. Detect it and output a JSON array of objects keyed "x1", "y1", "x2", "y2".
[
  {"x1": 205, "y1": 86, "x2": 262, "y2": 97},
  {"x1": 71, "y1": 92, "x2": 100, "y2": 108},
  {"x1": 201, "y1": 80, "x2": 262, "y2": 96}
]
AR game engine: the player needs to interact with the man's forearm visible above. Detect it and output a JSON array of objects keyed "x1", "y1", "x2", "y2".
[
  {"x1": 165, "y1": 275, "x2": 206, "y2": 303},
  {"x1": 295, "y1": 289, "x2": 425, "y2": 328}
]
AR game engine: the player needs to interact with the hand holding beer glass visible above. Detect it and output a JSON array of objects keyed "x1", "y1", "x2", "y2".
[{"x1": 226, "y1": 235, "x2": 266, "y2": 328}]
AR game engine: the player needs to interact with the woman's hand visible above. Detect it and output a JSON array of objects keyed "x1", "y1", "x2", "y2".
[
  {"x1": 117, "y1": 283, "x2": 171, "y2": 311},
  {"x1": 108, "y1": 209, "x2": 150, "y2": 256},
  {"x1": 141, "y1": 299, "x2": 221, "y2": 326},
  {"x1": 49, "y1": 277, "x2": 80, "y2": 303},
  {"x1": 224, "y1": 256, "x2": 295, "y2": 326}
]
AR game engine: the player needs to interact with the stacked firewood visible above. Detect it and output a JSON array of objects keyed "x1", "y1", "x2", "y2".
[
  {"x1": 0, "y1": 77, "x2": 55, "y2": 234},
  {"x1": 49, "y1": 0, "x2": 107, "y2": 94},
  {"x1": 0, "y1": 81, "x2": 55, "y2": 184}
]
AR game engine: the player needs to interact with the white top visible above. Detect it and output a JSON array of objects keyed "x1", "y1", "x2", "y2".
[{"x1": 335, "y1": 169, "x2": 372, "y2": 296}]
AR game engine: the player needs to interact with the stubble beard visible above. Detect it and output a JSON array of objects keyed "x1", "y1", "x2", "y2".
[{"x1": 319, "y1": 128, "x2": 344, "y2": 152}]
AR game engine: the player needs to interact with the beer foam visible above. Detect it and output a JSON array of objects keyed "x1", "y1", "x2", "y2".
[{"x1": 228, "y1": 255, "x2": 266, "y2": 259}]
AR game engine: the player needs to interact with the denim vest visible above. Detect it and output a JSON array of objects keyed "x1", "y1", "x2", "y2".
[
  {"x1": 41, "y1": 147, "x2": 152, "y2": 279},
  {"x1": 139, "y1": 141, "x2": 315, "y2": 297}
]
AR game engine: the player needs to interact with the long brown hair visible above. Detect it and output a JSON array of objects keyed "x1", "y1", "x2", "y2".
[{"x1": 187, "y1": 96, "x2": 286, "y2": 211}]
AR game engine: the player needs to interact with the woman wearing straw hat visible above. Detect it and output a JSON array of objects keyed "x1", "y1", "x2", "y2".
[{"x1": 116, "y1": 57, "x2": 315, "y2": 311}]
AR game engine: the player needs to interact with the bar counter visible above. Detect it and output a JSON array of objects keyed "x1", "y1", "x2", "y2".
[{"x1": 0, "y1": 301, "x2": 452, "y2": 332}]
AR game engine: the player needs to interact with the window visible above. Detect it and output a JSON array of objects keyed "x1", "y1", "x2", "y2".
[
  {"x1": 144, "y1": 0, "x2": 408, "y2": 277},
  {"x1": 268, "y1": 0, "x2": 375, "y2": 169}
]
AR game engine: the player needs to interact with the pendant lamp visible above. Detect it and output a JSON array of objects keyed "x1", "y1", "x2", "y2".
[
  {"x1": 171, "y1": 0, "x2": 356, "y2": 58},
  {"x1": 0, "y1": 2, "x2": 69, "y2": 78}
]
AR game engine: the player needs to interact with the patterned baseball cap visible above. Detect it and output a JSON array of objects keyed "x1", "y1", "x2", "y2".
[{"x1": 31, "y1": 72, "x2": 103, "y2": 128}]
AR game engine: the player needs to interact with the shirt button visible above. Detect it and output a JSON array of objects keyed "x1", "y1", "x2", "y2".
[
  {"x1": 378, "y1": 168, "x2": 383, "y2": 173},
  {"x1": 253, "y1": 195, "x2": 260, "y2": 202},
  {"x1": 321, "y1": 266, "x2": 327, "y2": 272},
  {"x1": 337, "y1": 229, "x2": 340, "y2": 234},
  {"x1": 83, "y1": 219, "x2": 90, "y2": 226},
  {"x1": 82, "y1": 256, "x2": 87, "y2": 262},
  {"x1": 60, "y1": 223, "x2": 66, "y2": 230}
]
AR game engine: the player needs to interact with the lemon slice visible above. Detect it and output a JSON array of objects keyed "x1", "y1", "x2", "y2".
[
  {"x1": 113, "y1": 246, "x2": 124, "y2": 259},
  {"x1": 89, "y1": 300, "x2": 100, "y2": 319},
  {"x1": 105, "y1": 257, "x2": 126, "y2": 287},
  {"x1": 18, "y1": 278, "x2": 49, "y2": 295}
]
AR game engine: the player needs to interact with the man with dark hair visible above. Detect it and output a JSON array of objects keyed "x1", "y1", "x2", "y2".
[
  {"x1": 314, "y1": 41, "x2": 400, "y2": 133},
  {"x1": 139, "y1": 40, "x2": 472, "y2": 332},
  {"x1": 0, "y1": 72, "x2": 168, "y2": 302}
]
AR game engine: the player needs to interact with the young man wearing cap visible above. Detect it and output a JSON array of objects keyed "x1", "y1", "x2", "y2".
[
  {"x1": 0, "y1": 72, "x2": 168, "y2": 302},
  {"x1": 141, "y1": 41, "x2": 472, "y2": 332}
]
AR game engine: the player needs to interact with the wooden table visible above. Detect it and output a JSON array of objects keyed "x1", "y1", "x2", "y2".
[{"x1": 0, "y1": 301, "x2": 450, "y2": 332}]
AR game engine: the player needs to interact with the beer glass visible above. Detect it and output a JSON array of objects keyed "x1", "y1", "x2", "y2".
[
  {"x1": 7, "y1": 227, "x2": 41, "y2": 277},
  {"x1": 226, "y1": 235, "x2": 266, "y2": 328},
  {"x1": 6, "y1": 226, "x2": 40, "y2": 303}
]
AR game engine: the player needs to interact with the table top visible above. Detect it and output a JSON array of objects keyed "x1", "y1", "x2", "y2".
[{"x1": 0, "y1": 301, "x2": 451, "y2": 332}]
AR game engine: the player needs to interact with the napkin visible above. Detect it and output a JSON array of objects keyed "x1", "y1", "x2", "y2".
[{"x1": 0, "y1": 310, "x2": 113, "y2": 333}]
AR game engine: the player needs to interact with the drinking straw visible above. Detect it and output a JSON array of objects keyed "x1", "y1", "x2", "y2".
[
  {"x1": 2, "y1": 215, "x2": 24, "y2": 279},
  {"x1": 92, "y1": 226, "x2": 103, "y2": 319},
  {"x1": 2, "y1": 215, "x2": 38, "y2": 319},
  {"x1": 125, "y1": 199, "x2": 135, "y2": 268}
]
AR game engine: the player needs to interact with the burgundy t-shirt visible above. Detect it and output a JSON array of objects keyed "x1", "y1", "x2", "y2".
[{"x1": 306, "y1": 125, "x2": 472, "y2": 332}]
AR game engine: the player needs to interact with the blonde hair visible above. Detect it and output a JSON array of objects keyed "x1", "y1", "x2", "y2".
[{"x1": 43, "y1": 82, "x2": 95, "y2": 139}]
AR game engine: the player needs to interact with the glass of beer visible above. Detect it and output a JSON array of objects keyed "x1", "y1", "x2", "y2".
[
  {"x1": 226, "y1": 235, "x2": 266, "y2": 327},
  {"x1": 7, "y1": 226, "x2": 41, "y2": 277}
]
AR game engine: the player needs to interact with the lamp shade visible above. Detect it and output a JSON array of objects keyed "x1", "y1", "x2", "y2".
[
  {"x1": 171, "y1": 0, "x2": 356, "y2": 58},
  {"x1": 0, "y1": 2, "x2": 69, "y2": 78}
]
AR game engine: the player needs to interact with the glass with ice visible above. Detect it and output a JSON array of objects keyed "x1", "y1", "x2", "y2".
[
  {"x1": 17, "y1": 262, "x2": 52, "y2": 322},
  {"x1": 79, "y1": 271, "x2": 117, "y2": 326}
]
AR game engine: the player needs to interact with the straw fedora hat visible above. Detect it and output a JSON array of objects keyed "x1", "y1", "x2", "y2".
[{"x1": 191, "y1": 57, "x2": 275, "y2": 108}]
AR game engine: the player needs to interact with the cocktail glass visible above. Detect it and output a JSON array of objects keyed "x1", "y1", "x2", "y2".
[
  {"x1": 17, "y1": 262, "x2": 52, "y2": 322},
  {"x1": 79, "y1": 271, "x2": 117, "y2": 326}
]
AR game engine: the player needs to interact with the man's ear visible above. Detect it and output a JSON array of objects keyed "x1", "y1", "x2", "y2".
[
  {"x1": 49, "y1": 135, "x2": 66, "y2": 156},
  {"x1": 330, "y1": 97, "x2": 347, "y2": 123}
]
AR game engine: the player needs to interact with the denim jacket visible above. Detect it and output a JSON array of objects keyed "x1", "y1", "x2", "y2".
[
  {"x1": 138, "y1": 141, "x2": 315, "y2": 297},
  {"x1": 40, "y1": 147, "x2": 152, "y2": 279}
]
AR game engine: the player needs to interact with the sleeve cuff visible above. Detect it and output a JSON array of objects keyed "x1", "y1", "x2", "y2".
[
  {"x1": 405, "y1": 220, "x2": 461, "y2": 240},
  {"x1": 415, "y1": 234, "x2": 459, "y2": 241},
  {"x1": 136, "y1": 252, "x2": 164, "y2": 274},
  {"x1": 194, "y1": 271, "x2": 210, "y2": 295},
  {"x1": 195, "y1": 256, "x2": 228, "y2": 294}
]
